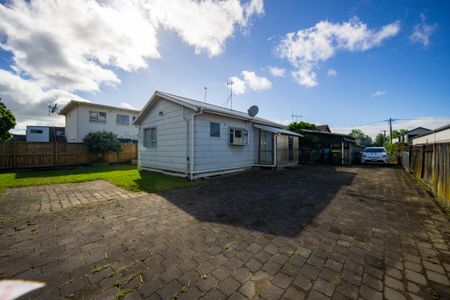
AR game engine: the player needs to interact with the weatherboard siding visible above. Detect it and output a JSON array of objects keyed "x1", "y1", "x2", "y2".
[
  {"x1": 193, "y1": 113, "x2": 257, "y2": 172},
  {"x1": 138, "y1": 99, "x2": 191, "y2": 173}
]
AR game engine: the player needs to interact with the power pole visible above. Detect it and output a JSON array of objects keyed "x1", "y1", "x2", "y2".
[
  {"x1": 383, "y1": 130, "x2": 386, "y2": 145},
  {"x1": 204, "y1": 87, "x2": 207, "y2": 103},
  {"x1": 389, "y1": 117, "x2": 393, "y2": 144}
]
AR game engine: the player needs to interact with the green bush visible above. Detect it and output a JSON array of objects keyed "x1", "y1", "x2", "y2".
[{"x1": 83, "y1": 131, "x2": 122, "y2": 161}]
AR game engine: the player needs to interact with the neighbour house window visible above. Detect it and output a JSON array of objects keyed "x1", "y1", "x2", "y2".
[
  {"x1": 116, "y1": 114, "x2": 130, "y2": 126},
  {"x1": 132, "y1": 116, "x2": 137, "y2": 123},
  {"x1": 229, "y1": 128, "x2": 248, "y2": 145},
  {"x1": 210, "y1": 122, "x2": 220, "y2": 137},
  {"x1": 30, "y1": 129, "x2": 43, "y2": 134},
  {"x1": 143, "y1": 127, "x2": 157, "y2": 148},
  {"x1": 89, "y1": 111, "x2": 107, "y2": 123}
]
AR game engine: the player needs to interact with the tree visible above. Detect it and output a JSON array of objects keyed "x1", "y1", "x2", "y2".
[
  {"x1": 392, "y1": 129, "x2": 408, "y2": 140},
  {"x1": 374, "y1": 133, "x2": 385, "y2": 146},
  {"x1": 83, "y1": 131, "x2": 122, "y2": 161},
  {"x1": 288, "y1": 121, "x2": 317, "y2": 132},
  {"x1": 0, "y1": 101, "x2": 16, "y2": 141},
  {"x1": 349, "y1": 129, "x2": 372, "y2": 146}
]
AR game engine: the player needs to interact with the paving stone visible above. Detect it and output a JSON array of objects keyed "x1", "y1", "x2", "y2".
[
  {"x1": 426, "y1": 270, "x2": 450, "y2": 286},
  {"x1": 312, "y1": 278, "x2": 335, "y2": 297},
  {"x1": 405, "y1": 269, "x2": 427, "y2": 285},
  {"x1": 360, "y1": 284, "x2": 383, "y2": 300},
  {"x1": 282, "y1": 286, "x2": 306, "y2": 300},
  {"x1": 292, "y1": 273, "x2": 313, "y2": 291},
  {"x1": 384, "y1": 286, "x2": 407, "y2": 300},
  {"x1": 272, "y1": 272, "x2": 293, "y2": 289},
  {"x1": 217, "y1": 277, "x2": 240, "y2": 296},
  {"x1": 2, "y1": 167, "x2": 450, "y2": 300}
]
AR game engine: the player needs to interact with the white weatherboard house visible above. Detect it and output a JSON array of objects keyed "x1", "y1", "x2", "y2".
[
  {"x1": 134, "y1": 91, "x2": 302, "y2": 179},
  {"x1": 59, "y1": 100, "x2": 140, "y2": 143}
]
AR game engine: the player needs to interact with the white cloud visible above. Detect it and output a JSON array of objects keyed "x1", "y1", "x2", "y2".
[
  {"x1": 277, "y1": 17, "x2": 400, "y2": 87},
  {"x1": 0, "y1": 0, "x2": 263, "y2": 129},
  {"x1": 229, "y1": 70, "x2": 272, "y2": 95},
  {"x1": 327, "y1": 68, "x2": 337, "y2": 77},
  {"x1": 332, "y1": 117, "x2": 450, "y2": 139},
  {"x1": 410, "y1": 14, "x2": 437, "y2": 47},
  {"x1": 269, "y1": 66, "x2": 286, "y2": 77},
  {"x1": 371, "y1": 90, "x2": 387, "y2": 97},
  {"x1": 0, "y1": 69, "x2": 88, "y2": 134},
  {"x1": 120, "y1": 102, "x2": 135, "y2": 109}
]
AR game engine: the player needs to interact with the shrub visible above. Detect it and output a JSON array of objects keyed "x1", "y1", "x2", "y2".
[{"x1": 83, "y1": 131, "x2": 122, "y2": 162}]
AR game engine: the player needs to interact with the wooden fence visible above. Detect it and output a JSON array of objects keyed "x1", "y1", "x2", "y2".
[
  {"x1": 0, "y1": 141, "x2": 137, "y2": 169},
  {"x1": 403, "y1": 143, "x2": 450, "y2": 212}
]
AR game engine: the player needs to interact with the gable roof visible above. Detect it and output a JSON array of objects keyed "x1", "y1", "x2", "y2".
[
  {"x1": 316, "y1": 125, "x2": 331, "y2": 133},
  {"x1": 59, "y1": 100, "x2": 140, "y2": 115},
  {"x1": 406, "y1": 127, "x2": 431, "y2": 134},
  {"x1": 134, "y1": 91, "x2": 286, "y2": 128}
]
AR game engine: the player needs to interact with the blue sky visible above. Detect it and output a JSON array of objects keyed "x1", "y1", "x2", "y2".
[{"x1": 0, "y1": 0, "x2": 449, "y2": 136}]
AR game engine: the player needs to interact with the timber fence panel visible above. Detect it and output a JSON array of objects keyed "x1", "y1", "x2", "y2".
[{"x1": 0, "y1": 141, "x2": 137, "y2": 169}]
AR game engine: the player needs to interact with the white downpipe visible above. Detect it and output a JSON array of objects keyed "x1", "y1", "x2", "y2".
[{"x1": 190, "y1": 109, "x2": 203, "y2": 180}]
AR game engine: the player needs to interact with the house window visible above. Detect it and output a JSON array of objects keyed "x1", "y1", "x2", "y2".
[
  {"x1": 210, "y1": 122, "x2": 220, "y2": 137},
  {"x1": 132, "y1": 116, "x2": 137, "y2": 122},
  {"x1": 143, "y1": 127, "x2": 157, "y2": 148},
  {"x1": 116, "y1": 114, "x2": 130, "y2": 126},
  {"x1": 229, "y1": 128, "x2": 248, "y2": 145},
  {"x1": 89, "y1": 111, "x2": 107, "y2": 123},
  {"x1": 30, "y1": 129, "x2": 43, "y2": 134}
]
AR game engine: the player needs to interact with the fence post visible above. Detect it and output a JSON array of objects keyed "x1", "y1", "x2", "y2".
[
  {"x1": 53, "y1": 141, "x2": 57, "y2": 166},
  {"x1": 12, "y1": 141, "x2": 16, "y2": 169}
]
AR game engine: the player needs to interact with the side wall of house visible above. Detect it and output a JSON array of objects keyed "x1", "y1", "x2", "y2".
[
  {"x1": 138, "y1": 99, "x2": 191, "y2": 174},
  {"x1": 73, "y1": 105, "x2": 139, "y2": 142},
  {"x1": 194, "y1": 113, "x2": 258, "y2": 173}
]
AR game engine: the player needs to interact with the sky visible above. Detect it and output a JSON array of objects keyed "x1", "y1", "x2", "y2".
[{"x1": 0, "y1": 0, "x2": 449, "y2": 138}]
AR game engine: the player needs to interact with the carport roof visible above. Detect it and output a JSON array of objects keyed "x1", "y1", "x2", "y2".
[{"x1": 254, "y1": 124, "x2": 303, "y2": 137}]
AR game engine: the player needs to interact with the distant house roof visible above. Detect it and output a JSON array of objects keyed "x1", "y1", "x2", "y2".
[
  {"x1": 134, "y1": 91, "x2": 286, "y2": 128},
  {"x1": 316, "y1": 125, "x2": 331, "y2": 133},
  {"x1": 59, "y1": 100, "x2": 140, "y2": 115},
  {"x1": 406, "y1": 127, "x2": 431, "y2": 135}
]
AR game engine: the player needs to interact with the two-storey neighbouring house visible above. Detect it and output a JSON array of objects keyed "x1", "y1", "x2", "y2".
[{"x1": 59, "y1": 100, "x2": 140, "y2": 143}]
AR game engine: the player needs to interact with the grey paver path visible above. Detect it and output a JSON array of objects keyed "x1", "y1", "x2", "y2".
[{"x1": 0, "y1": 165, "x2": 449, "y2": 299}]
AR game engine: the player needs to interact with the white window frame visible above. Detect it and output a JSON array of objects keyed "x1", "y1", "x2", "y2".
[
  {"x1": 89, "y1": 110, "x2": 107, "y2": 123},
  {"x1": 116, "y1": 114, "x2": 130, "y2": 126},
  {"x1": 229, "y1": 127, "x2": 248, "y2": 146},
  {"x1": 143, "y1": 127, "x2": 157, "y2": 148}
]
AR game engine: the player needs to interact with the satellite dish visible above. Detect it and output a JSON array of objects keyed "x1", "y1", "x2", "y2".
[{"x1": 248, "y1": 105, "x2": 259, "y2": 117}]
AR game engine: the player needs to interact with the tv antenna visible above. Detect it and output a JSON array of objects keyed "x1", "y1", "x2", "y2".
[
  {"x1": 292, "y1": 114, "x2": 302, "y2": 121},
  {"x1": 223, "y1": 79, "x2": 233, "y2": 109},
  {"x1": 48, "y1": 102, "x2": 59, "y2": 115}
]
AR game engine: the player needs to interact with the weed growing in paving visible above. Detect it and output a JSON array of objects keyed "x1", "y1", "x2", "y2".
[{"x1": 90, "y1": 264, "x2": 110, "y2": 274}]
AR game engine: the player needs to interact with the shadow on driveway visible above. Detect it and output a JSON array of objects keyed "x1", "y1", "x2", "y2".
[{"x1": 157, "y1": 165, "x2": 356, "y2": 237}]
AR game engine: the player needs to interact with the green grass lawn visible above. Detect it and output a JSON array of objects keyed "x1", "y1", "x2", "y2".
[{"x1": 0, "y1": 164, "x2": 195, "y2": 193}]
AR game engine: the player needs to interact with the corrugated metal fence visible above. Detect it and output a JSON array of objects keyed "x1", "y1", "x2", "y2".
[
  {"x1": 0, "y1": 141, "x2": 137, "y2": 169},
  {"x1": 403, "y1": 143, "x2": 450, "y2": 212}
]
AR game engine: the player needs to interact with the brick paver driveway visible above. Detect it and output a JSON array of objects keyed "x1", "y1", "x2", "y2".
[{"x1": 1, "y1": 166, "x2": 449, "y2": 300}]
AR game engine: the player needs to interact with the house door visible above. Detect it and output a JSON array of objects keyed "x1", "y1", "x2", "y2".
[{"x1": 259, "y1": 130, "x2": 273, "y2": 165}]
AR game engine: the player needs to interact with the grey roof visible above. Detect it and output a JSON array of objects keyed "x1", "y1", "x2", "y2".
[
  {"x1": 406, "y1": 127, "x2": 431, "y2": 134},
  {"x1": 134, "y1": 91, "x2": 286, "y2": 128},
  {"x1": 316, "y1": 125, "x2": 331, "y2": 133}
]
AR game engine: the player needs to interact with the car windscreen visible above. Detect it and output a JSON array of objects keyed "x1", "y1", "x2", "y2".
[{"x1": 364, "y1": 148, "x2": 385, "y2": 153}]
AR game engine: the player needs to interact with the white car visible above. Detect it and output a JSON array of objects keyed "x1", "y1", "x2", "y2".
[{"x1": 361, "y1": 147, "x2": 389, "y2": 164}]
